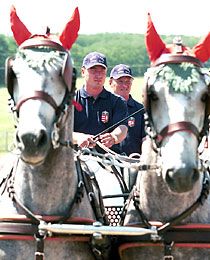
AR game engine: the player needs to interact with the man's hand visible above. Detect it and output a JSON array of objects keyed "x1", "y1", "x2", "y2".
[
  {"x1": 74, "y1": 133, "x2": 96, "y2": 148},
  {"x1": 99, "y1": 133, "x2": 117, "y2": 148}
]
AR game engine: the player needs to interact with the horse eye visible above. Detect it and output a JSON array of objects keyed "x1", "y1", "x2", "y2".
[
  {"x1": 148, "y1": 91, "x2": 158, "y2": 101},
  {"x1": 201, "y1": 93, "x2": 208, "y2": 102},
  {"x1": 58, "y1": 68, "x2": 63, "y2": 77}
]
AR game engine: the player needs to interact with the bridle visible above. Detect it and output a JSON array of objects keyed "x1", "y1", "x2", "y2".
[
  {"x1": 5, "y1": 38, "x2": 77, "y2": 149},
  {"x1": 143, "y1": 54, "x2": 210, "y2": 151},
  {"x1": 119, "y1": 54, "x2": 210, "y2": 251},
  {"x1": 3, "y1": 38, "x2": 112, "y2": 259}
]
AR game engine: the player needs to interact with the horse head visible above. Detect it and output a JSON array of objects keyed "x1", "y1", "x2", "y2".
[
  {"x1": 6, "y1": 6, "x2": 80, "y2": 165},
  {"x1": 143, "y1": 14, "x2": 210, "y2": 193}
]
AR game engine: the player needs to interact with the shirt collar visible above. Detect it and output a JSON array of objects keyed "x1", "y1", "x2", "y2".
[
  {"x1": 80, "y1": 86, "x2": 108, "y2": 99},
  {"x1": 127, "y1": 95, "x2": 135, "y2": 107}
]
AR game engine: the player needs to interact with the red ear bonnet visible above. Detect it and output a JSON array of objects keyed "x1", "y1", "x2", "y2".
[
  {"x1": 145, "y1": 13, "x2": 166, "y2": 63},
  {"x1": 10, "y1": 5, "x2": 80, "y2": 50},
  {"x1": 10, "y1": 5, "x2": 31, "y2": 45},
  {"x1": 59, "y1": 7, "x2": 80, "y2": 50},
  {"x1": 145, "y1": 13, "x2": 209, "y2": 63},
  {"x1": 192, "y1": 32, "x2": 210, "y2": 62}
]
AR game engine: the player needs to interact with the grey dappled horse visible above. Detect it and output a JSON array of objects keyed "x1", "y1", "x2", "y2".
[
  {"x1": 119, "y1": 15, "x2": 210, "y2": 260},
  {"x1": 0, "y1": 7, "x2": 107, "y2": 260}
]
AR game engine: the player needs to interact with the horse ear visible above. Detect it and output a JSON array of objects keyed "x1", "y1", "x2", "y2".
[
  {"x1": 59, "y1": 7, "x2": 80, "y2": 50},
  {"x1": 10, "y1": 5, "x2": 31, "y2": 46},
  {"x1": 192, "y1": 32, "x2": 210, "y2": 62},
  {"x1": 145, "y1": 13, "x2": 166, "y2": 63}
]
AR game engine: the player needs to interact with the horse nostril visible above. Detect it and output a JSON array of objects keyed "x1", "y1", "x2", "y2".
[
  {"x1": 192, "y1": 168, "x2": 199, "y2": 182},
  {"x1": 38, "y1": 130, "x2": 48, "y2": 147},
  {"x1": 165, "y1": 167, "x2": 200, "y2": 193},
  {"x1": 18, "y1": 130, "x2": 48, "y2": 149}
]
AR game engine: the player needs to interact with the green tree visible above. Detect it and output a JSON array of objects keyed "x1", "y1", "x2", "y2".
[
  {"x1": 0, "y1": 33, "x2": 209, "y2": 87},
  {"x1": 0, "y1": 35, "x2": 17, "y2": 87}
]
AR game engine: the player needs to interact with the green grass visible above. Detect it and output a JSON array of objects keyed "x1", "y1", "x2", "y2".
[
  {"x1": 0, "y1": 87, "x2": 15, "y2": 154},
  {"x1": 0, "y1": 77, "x2": 144, "y2": 155},
  {"x1": 0, "y1": 88, "x2": 14, "y2": 131}
]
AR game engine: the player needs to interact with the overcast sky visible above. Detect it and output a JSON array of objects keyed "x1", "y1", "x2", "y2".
[{"x1": 0, "y1": 0, "x2": 209, "y2": 37}]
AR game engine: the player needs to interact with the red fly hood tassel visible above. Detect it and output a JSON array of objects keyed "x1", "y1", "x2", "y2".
[
  {"x1": 72, "y1": 100, "x2": 83, "y2": 111},
  {"x1": 10, "y1": 5, "x2": 31, "y2": 45},
  {"x1": 192, "y1": 32, "x2": 210, "y2": 62}
]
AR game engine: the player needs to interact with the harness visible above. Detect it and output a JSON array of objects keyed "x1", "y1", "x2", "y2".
[
  {"x1": 143, "y1": 56, "x2": 210, "y2": 151},
  {"x1": 0, "y1": 154, "x2": 110, "y2": 259},
  {"x1": 117, "y1": 169, "x2": 210, "y2": 259},
  {"x1": 4, "y1": 37, "x2": 210, "y2": 259},
  {"x1": 118, "y1": 54, "x2": 210, "y2": 259},
  {"x1": 3, "y1": 37, "x2": 112, "y2": 259}
]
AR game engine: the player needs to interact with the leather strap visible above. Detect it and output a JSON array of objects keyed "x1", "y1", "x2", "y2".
[
  {"x1": 15, "y1": 91, "x2": 58, "y2": 112},
  {"x1": 19, "y1": 38, "x2": 66, "y2": 52},
  {"x1": 157, "y1": 121, "x2": 200, "y2": 144},
  {"x1": 0, "y1": 217, "x2": 95, "y2": 238},
  {"x1": 0, "y1": 222, "x2": 37, "y2": 236},
  {"x1": 153, "y1": 54, "x2": 203, "y2": 67}
]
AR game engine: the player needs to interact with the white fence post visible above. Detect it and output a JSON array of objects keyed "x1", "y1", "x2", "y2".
[{"x1": 0, "y1": 131, "x2": 13, "y2": 152}]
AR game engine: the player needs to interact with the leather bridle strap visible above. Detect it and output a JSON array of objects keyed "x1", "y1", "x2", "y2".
[
  {"x1": 15, "y1": 91, "x2": 58, "y2": 112},
  {"x1": 19, "y1": 38, "x2": 66, "y2": 52},
  {"x1": 152, "y1": 54, "x2": 203, "y2": 68},
  {"x1": 156, "y1": 121, "x2": 200, "y2": 144}
]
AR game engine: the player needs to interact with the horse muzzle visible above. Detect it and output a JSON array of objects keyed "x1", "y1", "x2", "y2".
[
  {"x1": 165, "y1": 166, "x2": 200, "y2": 193},
  {"x1": 16, "y1": 129, "x2": 51, "y2": 165}
]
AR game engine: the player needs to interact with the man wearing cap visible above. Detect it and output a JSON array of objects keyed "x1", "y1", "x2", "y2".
[
  {"x1": 73, "y1": 52, "x2": 128, "y2": 152},
  {"x1": 109, "y1": 64, "x2": 146, "y2": 156},
  {"x1": 109, "y1": 64, "x2": 145, "y2": 190}
]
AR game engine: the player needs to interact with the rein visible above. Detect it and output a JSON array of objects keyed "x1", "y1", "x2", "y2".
[{"x1": 78, "y1": 142, "x2": 159, "y2": 172}]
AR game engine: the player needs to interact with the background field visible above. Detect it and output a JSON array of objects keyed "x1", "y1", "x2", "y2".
[{"x1": 0, "y1": 76, "x2": 144, "y2": 155}]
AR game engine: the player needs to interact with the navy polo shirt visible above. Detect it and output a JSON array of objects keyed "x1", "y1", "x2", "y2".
[
  {"x1": 74, "y1": 86, "x2": 128, "y2": 153},
  {"x1": 120, "y1": 95, "x2": 146, "y2": 156}
]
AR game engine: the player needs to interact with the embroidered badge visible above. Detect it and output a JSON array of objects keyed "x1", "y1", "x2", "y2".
[
  {"x1": 101, "y1": 111, "x2": 109, "y2": 123},
  {"x1": 128, "y1": 117, "x2": 135, "y2": 127}
]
